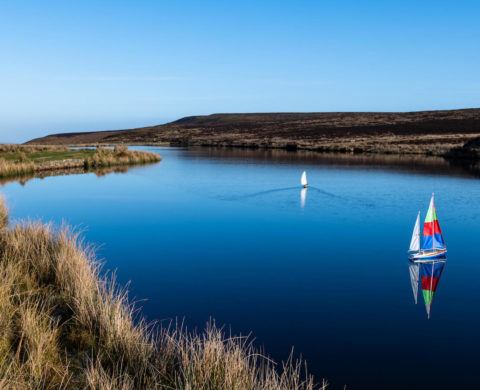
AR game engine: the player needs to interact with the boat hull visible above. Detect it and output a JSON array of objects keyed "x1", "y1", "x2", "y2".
[{"x1": 409, "y1": 249, "x2": 447, "y2": 262}]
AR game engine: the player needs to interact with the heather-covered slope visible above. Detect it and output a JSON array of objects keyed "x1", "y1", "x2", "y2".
[{"x1": 26, "y1": 109, "x2": 480, "y2": 155}]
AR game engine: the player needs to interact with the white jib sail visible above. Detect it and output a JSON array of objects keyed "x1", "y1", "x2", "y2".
[
  {"x1": 301, "y1": 171, "x2": 307, "y2": 186},
  {"x1": 408, "y1": 263, "x2": 419, "y2": 304},
  {"x1": 409, "y1": 211, "x2": 421, "y2": 252}
]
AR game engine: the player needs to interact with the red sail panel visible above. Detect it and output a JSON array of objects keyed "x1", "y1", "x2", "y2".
[{"x1": 423, "y1": 220, "x2": 443, "y2": 236}]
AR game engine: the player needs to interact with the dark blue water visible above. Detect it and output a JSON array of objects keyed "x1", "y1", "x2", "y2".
[{"x1": 2, "y1": 147, "x2": 480, "y2": 389}]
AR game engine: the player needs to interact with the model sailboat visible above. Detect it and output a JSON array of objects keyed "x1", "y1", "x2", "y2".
[
  {"x1": 408, "y1": 194, "x2": 447, "y2": 318},
  {"x1": 409, "y1": 194, "x2": 447, "y2": 262},
  {"x1": 301, "y1": 171, "x2": 308, "y2": 188}
]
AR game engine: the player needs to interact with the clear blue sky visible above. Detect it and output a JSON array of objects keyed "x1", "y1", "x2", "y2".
[{"x1": 1, "y1": 0, "x2": 479, "y2": 143}]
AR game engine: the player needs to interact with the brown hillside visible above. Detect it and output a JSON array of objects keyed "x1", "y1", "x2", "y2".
[{"x1": 26, "y1": 109, "x2": 480, "y2": 155}]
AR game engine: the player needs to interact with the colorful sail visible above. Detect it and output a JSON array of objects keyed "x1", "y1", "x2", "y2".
[
  {"x1": 421, "y1": 194, "x2": 446, "y2": 250},
  {"x1": 420, "y1": 261, "x2": 446, "y2": 318},
  {"x1": 408, "y1": 263, "x2": 419, "y2": 304}
]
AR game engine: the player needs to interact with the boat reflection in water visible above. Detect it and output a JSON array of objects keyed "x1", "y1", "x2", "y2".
[
  {"x1": 300, "y1": 187, "x2": 307, "y2": 208},
  {"x1": 409, "y1": 259, "x2": 446, "y2": 319}
]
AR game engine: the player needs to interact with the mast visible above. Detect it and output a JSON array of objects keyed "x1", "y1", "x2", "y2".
[
  {"x1": 432, "y1": 193, "x2": 435, "y2": 251},
  {"x1": 419, "y1": 210, "x2": 423, "y2": 253},
  {"x1": 417, "y1": 211, "x2": 421, "y2": 251}
]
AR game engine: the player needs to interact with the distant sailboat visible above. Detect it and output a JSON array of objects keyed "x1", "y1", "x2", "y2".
[
  {"x1": 409, "y1": 194, "x2": 447, "y2": 262},
  {"x1": 301, "y1": 171, "x2": 308, "y2": 188}
]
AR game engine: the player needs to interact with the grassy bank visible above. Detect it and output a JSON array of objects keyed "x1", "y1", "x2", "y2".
[
  {"x1": 0, "y1": 145, "x2": 161, "y2": 179},
  {"x1": 0, "y1": 197, "x2": 323, "y2": 389}
]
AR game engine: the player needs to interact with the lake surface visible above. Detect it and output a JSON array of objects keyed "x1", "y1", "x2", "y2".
[{"x1": 2, "y1": 147, "x2": 480, "y2": 389}]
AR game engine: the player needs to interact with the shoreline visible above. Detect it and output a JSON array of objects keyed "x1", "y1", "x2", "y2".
[
  {"x1": 4, "y1": 138, "x2": 480, "y2": 184},
  {"x1": 27, "y1": 131, "x2": 480, "y2": 159},
  {"x1": 157, "y1": 133, "x2": 480, "y2": 156},
  {"x1": 0, "y1": 145, "x2": 161, "y2": 180}
]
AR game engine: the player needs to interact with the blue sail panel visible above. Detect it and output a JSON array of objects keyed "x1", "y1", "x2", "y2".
[{"x1": 421, "y1": 233, "x2": 445, "y2": 250}]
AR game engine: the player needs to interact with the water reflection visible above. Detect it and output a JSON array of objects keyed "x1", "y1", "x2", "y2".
[
  {"x1": 300, "y1": 187, "x2": 307, "y2": 208},
  {"x1": 0, "y1": 166, "x2": 131, "y2": 186},
  {"x1": 183, "y1": 147, "x2": 480, "y2": 178},
  {"x1": 409, "y1": 259, "x2": 447, "y2": 319},
  {"x1": 408, "y1": 263, "x2": 419, "y2": 305}
]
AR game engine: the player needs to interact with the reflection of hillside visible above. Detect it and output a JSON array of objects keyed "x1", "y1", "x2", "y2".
[
  {"x1": 0, "y1": 166, "x2": 130, "y2": 186},
  {"x1": 182, "y1": 147, "x2": 480, "y2": 178}
]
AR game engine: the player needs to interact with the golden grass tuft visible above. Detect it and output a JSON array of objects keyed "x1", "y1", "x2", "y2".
[
  {"x1": 84, "y1": 145, "x2": 161, "y2": 169},
  {"x1": 0, "y1": 157, "x2": 35, "y2": 178},
  {"x1": 0, "y1": 197, "x2": 324, "y2": 389}
]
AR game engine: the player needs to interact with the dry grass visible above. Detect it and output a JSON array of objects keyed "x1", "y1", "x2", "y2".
[
  {"x1": 84, "y1": 145, "x2": 161, "y2": 169},
  {"x1": 0, "y1": 144, "x2": 68, "y2": 153},
  {"x1": 0, "y1": 196, "x2": 323, "y2": 389},
  {"x1": 0, "y1": 144, "x2": 161, "y2": 179},
  {"x1": 0, "y1": 158, "x2": 35, "y2": 178}
]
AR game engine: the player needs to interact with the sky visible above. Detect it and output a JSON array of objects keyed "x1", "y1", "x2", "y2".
[{"x1": 1, "y1": 0, "x2": 479, "y2": 143}]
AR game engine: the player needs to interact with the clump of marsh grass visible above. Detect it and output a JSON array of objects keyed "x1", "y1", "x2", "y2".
[
  {"x1": 0, "y1": 197, "x2": 323, "y2": 389},
  {"x1": 84, "y1": 145, "x2": 161, "y2": 169},
  {"x1": 0, "y1": 157, "x2": 35, "y2": 178}
]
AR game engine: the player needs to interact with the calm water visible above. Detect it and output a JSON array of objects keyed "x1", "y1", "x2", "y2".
[{"x1": 2, "y1": 147, "x2": 480, "y2": 389}]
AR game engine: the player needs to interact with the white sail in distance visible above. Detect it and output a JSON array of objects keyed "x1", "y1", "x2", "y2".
[
  {"x1": 409, "y1": 211, "x2": 421, "y2": 252},
  {"x1": 301, "y1": 171, "x2": 308, "y2": 187}
]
